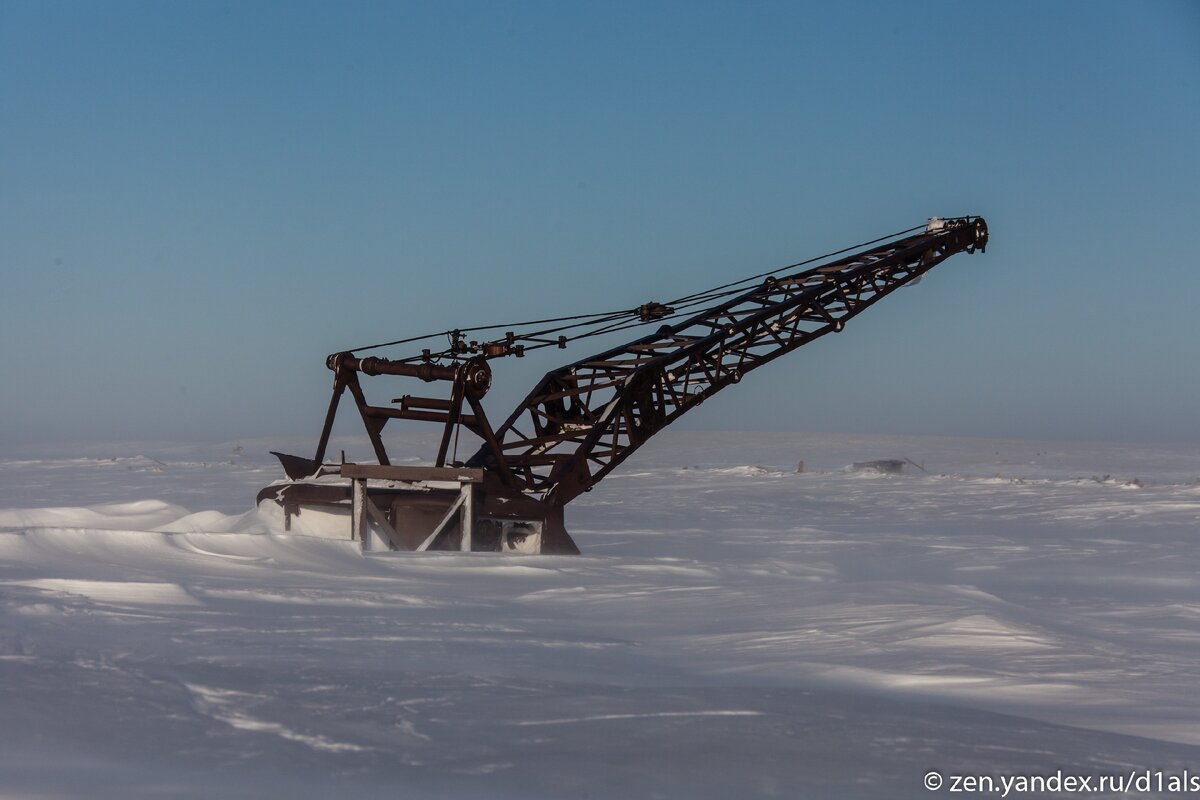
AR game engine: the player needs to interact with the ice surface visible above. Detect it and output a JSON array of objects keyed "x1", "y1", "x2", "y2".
[{"x1": 1, "y1": 431, "x2": 1199, "y2": 798}]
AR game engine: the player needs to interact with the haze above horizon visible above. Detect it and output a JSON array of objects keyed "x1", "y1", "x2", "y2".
[{"x1": 2, "y1": 1, "x2": 1197, "y2": 446}]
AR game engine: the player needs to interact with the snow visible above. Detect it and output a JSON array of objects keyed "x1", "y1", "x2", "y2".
[{"x1": 1, "y1": 431, "x2": 1199, "y2": 798}]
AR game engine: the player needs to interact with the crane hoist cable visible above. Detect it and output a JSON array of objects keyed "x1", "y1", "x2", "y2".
[{"x1": 338, "y1": 222, "x2": 930, "y2": 362}]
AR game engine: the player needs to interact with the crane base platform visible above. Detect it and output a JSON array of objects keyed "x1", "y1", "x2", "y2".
[{"x1": 255, "y1": 459, "x2": 580, "y2": 555}]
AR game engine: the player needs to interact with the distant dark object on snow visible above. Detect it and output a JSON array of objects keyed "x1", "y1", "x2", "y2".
[{"x1": 853, "y1": 459, "x2": 906, "y2": 474}]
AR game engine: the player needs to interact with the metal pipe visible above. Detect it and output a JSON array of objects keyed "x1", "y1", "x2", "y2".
[
  {"x1": 328, "y1": 353, "x2": 458, "y2": 382},
  {"x1": 327, "y1": 353, "x2": 492, "y2": 398},
  {"x1": 397, "y1": 395, "x2": 454, "y2": 411}
]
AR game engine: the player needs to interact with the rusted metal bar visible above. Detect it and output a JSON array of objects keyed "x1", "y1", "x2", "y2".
[
  {"x1": 396, "y1": 395, "x2": 454, "y2": 411},
  {"x1": 345, "y1": 370, "x2": 391, "y2": 466},
  {"x1": 312, "y1": 372, "x2": 347, "y2": 467},
  {"x1": 329, "y1": 353, "x2": 492, "y2": 399},
  {"x1": 435, "y1": 375, "x2": 466, "y2": 467},
  {"x1": 369, "y1": 406, "x2": 482, "y2": 431},
  {"x1": 330, "y1": 353, "x2": 459, "y2": 382},
  {"x1": 466, "y1": 393, "x2": 516, "y2": 486},
  {"x1": 340, "y1": 464, "x2": 484, "y2": 483}
]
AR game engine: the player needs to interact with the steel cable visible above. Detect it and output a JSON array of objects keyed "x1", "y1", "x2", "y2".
[{"x1": 338, "y1": 223, "x2": 929, "y2": 360}]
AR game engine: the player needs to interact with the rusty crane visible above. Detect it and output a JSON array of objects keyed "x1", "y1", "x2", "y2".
[{"x1": 258, "y1": 216, "x2": 988, "y2": 554}]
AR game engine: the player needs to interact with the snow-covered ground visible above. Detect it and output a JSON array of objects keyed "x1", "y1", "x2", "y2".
[{"x1": 2, "y1": 431, "x2": 1199, "y2": 798}]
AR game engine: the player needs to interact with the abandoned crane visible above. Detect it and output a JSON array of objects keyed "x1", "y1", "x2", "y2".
[{"x1": 258, "y1": 216, "x2": 988, "y2": 554}]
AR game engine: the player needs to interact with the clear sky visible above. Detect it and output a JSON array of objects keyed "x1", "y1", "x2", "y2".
[{"x1": 2, "y1": 0, "x2": 1198, "y2": 447}]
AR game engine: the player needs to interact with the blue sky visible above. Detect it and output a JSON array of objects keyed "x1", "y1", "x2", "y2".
[{"x1": 2, "y1": 1, "x2": 1198, "y2": 446}]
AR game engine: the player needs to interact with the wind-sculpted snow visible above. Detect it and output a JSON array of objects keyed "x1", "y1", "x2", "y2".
[{"x1": 1, "y1": 432, "x2": 1199, "y2": 798}]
